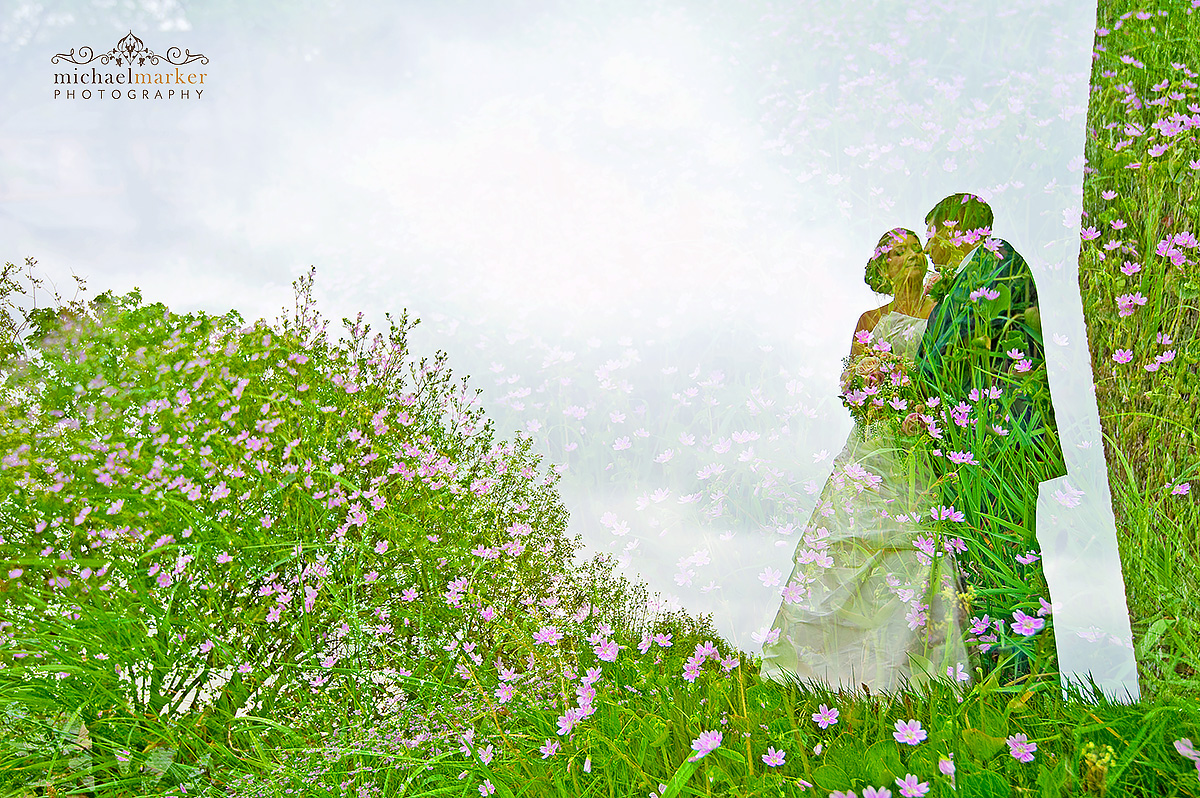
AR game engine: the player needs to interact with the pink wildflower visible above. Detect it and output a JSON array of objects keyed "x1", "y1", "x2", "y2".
[
  {"x1": 1012, "y1": 610, "x2": 1045, "y2": 636},
  {"x1": 687, "y1": 730, "x2": 723, "y2": 762},
  {"x1": 895, "y1": 774, "x2": 930, "y2": 797},
  {"x1": 762, "y1": 747, "x2": 786, "y2": 766},
  {"x1": 1007, "y1": 733, "x2": 1037, "y2": 763},
  {"x1": 812, "y1": 703, "x2": 840, "y2": 729},
  {"x1": 893, "y1": 719, "x2": 927, "y2": 745}
]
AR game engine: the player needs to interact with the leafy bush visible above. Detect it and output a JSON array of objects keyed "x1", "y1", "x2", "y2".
[{"x1": 0, "y1": 262, "x2": 721, "y2": 794}]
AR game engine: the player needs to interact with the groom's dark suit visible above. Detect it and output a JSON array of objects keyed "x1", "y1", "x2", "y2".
[{"x1": 914, "y1": 238, "x2": 1065, "y2": 476}]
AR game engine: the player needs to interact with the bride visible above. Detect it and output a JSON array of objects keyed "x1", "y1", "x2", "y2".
[{"x1": 758, "y1": 227, "x2": 971, "y2": 693}]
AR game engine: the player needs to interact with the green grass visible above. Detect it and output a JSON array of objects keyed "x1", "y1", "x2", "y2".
[
  {"x1": 1078, "y1": 0, "x2": 1200, "y2": 705},
  {"x1": 3, "y1": 1, "x2": 1200, "y2": 796}
]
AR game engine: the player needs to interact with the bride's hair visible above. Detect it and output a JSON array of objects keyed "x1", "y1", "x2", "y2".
[{"x1": 865, "y1": 227, "x2": 920, "y2": 294}]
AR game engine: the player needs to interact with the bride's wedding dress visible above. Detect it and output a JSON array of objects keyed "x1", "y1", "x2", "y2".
[{"x1": 759, "y1": 310, "x2": 970, "y2": 692}]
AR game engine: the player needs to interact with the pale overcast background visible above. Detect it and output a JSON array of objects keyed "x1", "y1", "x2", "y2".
[{"x1": 1, "y1": 0, "x2": 1139, "y2": 698}]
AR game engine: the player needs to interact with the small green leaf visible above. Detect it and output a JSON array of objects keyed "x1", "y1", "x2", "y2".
[
  {"x1": 1036, "y1": 755, "x2": 1069, "y2": 798},
  {"x1": 999, "y1": 330, "x2": 1029, "y2": 357},
  {"x1": 713, "y1": 746, "x2": 746, "y2": 765},
  {"x1": 978, "y1": 282, "x2": 1013, "y2": 321},
  {"x1": 642, "y1": 716, "x2": 669, "y2": 747},
  {"x1": 1006, "y1": 689, "x2": 1034, "y2": 716},
  {"x1": 813, "y1": 765, "x2": 852, "y2": 791},
  {"x1": 659, "y1": 755, "x2": 702, "y2": 798},
  {"x1": 906, "y1": 651, "x2": 937, "y2": 686},
  {"x1": 959, "y1": 769, "x2": 1013, "y2": 798},
  {"x1": 746, "y1": 683, "x2": 782, "y2": 711},
  {"x1": 142, "y1": 744, "x2": 177, "y2": 784},
  {"x1": 825, "y1": 738, "x2": 867, "y2": 774},
  {"x1": 962, "y1": 728, "x2": 1006, "y2": 761},
  {"x1": 767, "y1": 717, "x2": 794, "y2": 737},
  {"x1": 976, "y1": 665, "x2": 1002, "y2": 696},
  {"x1": 866, "y1": 739, "x2": 904, "y2": 783},
  {"x1": 1136, "y1": 617, "x2": 1174, "y2": 657},
  {"x1": 980, "y1": 705, "x2": 1009, "y2": 739},
  {"x1": 1022, "y1": 305, "x2": 1041, "y2": 336}
]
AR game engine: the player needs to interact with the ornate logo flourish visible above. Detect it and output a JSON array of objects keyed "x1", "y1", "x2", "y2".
[{"x1": 51, "y1": 31, "x2": 208, "y2": 67}]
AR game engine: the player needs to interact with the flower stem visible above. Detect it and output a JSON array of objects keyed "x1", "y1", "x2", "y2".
[{"x1": 739, "y1": 662, "x2": 753, "y2": 779}]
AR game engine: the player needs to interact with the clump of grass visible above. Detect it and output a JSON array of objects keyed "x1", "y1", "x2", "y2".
[{"x1": 1077, "y1": 0, "x2": 1200, "y2": 702}]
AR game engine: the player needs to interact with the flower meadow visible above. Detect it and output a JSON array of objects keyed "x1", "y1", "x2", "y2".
[{"x1": 3, "y1": 2, "x2": 1200, "y2": 798}]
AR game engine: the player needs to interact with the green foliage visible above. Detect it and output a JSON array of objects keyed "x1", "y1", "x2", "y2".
[
  {"x1": 958, "y1": 769, "x2": 1012, "y2": 798},
  {"x1": 1079, "y1": 0, "x2": 1200, "y2": 703},
  {"x1": 864, "y1": 739, "x2": 904, "y2": 783},
  {"x1": 962, "y1": 727, "x2": 1007, "y2": 762},
  {"x1": 0, "y1": 264, "x2": 648, "y2": 795}
]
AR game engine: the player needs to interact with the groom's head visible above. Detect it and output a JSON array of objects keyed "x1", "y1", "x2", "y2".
[{"x1": 925, "y1": 193, "x2": 993, "y2": 267}]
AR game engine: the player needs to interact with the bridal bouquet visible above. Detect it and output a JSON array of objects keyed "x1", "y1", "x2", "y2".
[{"x1": 838, "y1": 340, "x2": 927, "y2": 436}]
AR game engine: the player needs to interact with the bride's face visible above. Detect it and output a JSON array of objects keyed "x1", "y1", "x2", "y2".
[{"x1": 885, "y1": 234, "x2": 925, "y2": 284}]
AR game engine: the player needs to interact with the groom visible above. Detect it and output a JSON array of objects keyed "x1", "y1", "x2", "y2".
[{"x1": 913, "y1": 192, "x2": 1066, "y2": 673}]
